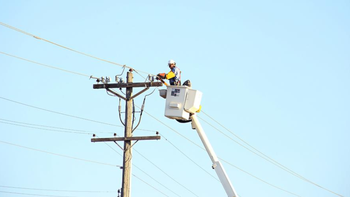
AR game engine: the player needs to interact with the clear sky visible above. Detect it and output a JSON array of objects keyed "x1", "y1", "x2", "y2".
[{"x1": 1, "y1": 1, "x2": 349, "y2": 197}]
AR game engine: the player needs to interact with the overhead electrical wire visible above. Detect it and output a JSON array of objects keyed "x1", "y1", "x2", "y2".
[
  {"x1": 1, "y1": 21, "x2": 277, "y2": 197},
  {"x1": 0, "y1": 51, "x2": 90, "y2": 77},
  {"x1": 0, "y1": 96, "x2": 121, "y2": 128},
  {"x1": 0, "y1": 21, "x2": 150, "y2": 76},
  {"x1": 200, "y1": 111, "x2": 344, "y2": 197},
  {"x1": 0, "y1": 50, "x2": 149, "y2": 83},
  {"x1": 132, "y1": 161, "x2": 180, "y2": 197},
  {"x1": 219, "y1": 157, "x2": 302, "y2": 197},
  {"x1": 0, "y1": 96, "x2": 158, "y2": 134},
  {"x1": 0, "y1": 21, "x2": 341, "y2": 197},
  {"x1": 0, "y1": 52, "x2": 158, "y2": 134},
  {"x1": 0, "y1": 99, "x2": 314, "y2": 197},
  {"x1": 132, "y1": 175, "x2": 169, "y2": 197},
  {"x1": 0, "y1": 185, "x2": 115, "y2": 194},
  {"x1": 0, "y1": 118, "x2": 213, "y2": 195},
  {"x1": 0, "y1": 118, "x2": 114, "y2": 135},
  {"x1": 0, "y1": 46, "x2": 323, "y2": 195},
  {"x1": 138, "y1": 99, "x2": 301, "y2": 196},
  {"x1": 0, "y1": 96, "x2": 302, "y2": 195},
  {"x1": 141, "y1": 109, "x2": 303, "y2": 197},
  {"x1": 141, "y1": 108, "x2": 203, "y2": 149},
  {"x1": 104, "y1": 139, "x2": 177, "y2": 195},
  {"x1": 0, "y1": 190, "x2": 76, "y2": 197},
  {"x1": 0, "y1": 119, "x2": 92, "y2": 135},
  {"x1": 1, "y1": 133, "x2": 172, "y2": 197},
  {"x1": 1, "y1": 50, "x2": 220, "y2": 194},
  {"x1": 136, "y1": 90, "x2": 341, "y2": 196},
  {"x1": 133, "y1": 148, "x2": 200, "y2": 197},
  {"x1": 0, "y1": 97, "x2": 199, "y2": 195},
  {"x1": 100, "y1": 136, "x2": 177, "y2": 196},
  {"x1": 0, "y1": 56, "x2": 312, "y2": 197},
  {"x1": 198, "y1": 115, "x2": 308, "y2": 176},
  {"x1": 160, "y1": 133, "x2": 219, "y2": 181},
  {"x1": 0, "y1": 140, "x2": 122, "y2": 168},
  {"x1": 0, "y1": 121, "x2": 90, "y2": 135}
]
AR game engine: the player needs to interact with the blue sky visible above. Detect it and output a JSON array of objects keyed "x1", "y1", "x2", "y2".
[{"x1": 1, "y1": 0, "x2": 349, "y2": 197}]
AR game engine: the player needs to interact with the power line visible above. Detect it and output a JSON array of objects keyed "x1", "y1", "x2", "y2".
[
  {"x1": 132, "y1": 162, "x2": 181, "y2": 197},
  {"x1": 0, "y1": 97, "x2": 157, "y2": 134},
  {"x1": 0, "y1": 22, "x2": 124, "y2": 67},
  {"x1": 100, "y1": 136, "x2": 177, "y2": 197},
  {"x1": 0, "y1": 71, "x2": 307, "y2": 196},
  {"x1": 0, "y1": 50, "x2": 148, "y2": 89},
  {"x1": 134, "y1": 105, "x2": 220, "y2": 182},
  {"x1": 160, "y1": 133, "x2": 219, "y2": 182},
  {"x1": 135, "y1": 102, "x2": 219, "y2": 182},
  {"x1": 198, "y1": 115, "x2": 305, "y2": 176},
  {"x1": 0, "y1": 20, "x2": 328, "y2": 194},
  {"x1": 0, "y1": 51, "x2": 90, "y2": 77},
  {"x1": 1, "y1": 124, "x2": 175, "y2": 196},
  {"x1": 142, "y1": 109, "x2": 203, "y2": 149},
  {"x1": 0, "y1": 96, "x2": 122, "y2": 127},
  {"x1": 82, "y1": 118, "x2": 204, "y2": 196},
  {"x1": 0, "y1": 99, "x2": 181, "y2": 195},
  {"x1": 219, "y1": 157, "x2": 302, "y2": 197},
  {"x1": 0, "y1": 120, "x2": 90, "y2": 135},
  {"x1": 1, "y1": 140, "x2": 172, "y2": 197},
  {"x1": 3, "y1": 135, "x2": 172, "y2": 197},
  {"x1": 141, "y1": 109, "x2": 304, "y2": 197},
  {"x1": 0, "y1": 190, "x2": 76, "y2": 197},
  {"x1": 0, "y1": 99, "x2": 306, "y2": 196},
  {"x1": 201, "y1": 111, "x2": 344, "y2": 197},
  {"x1": 0, "y1": 118, "x2": 115, "y2": 135},
  {"x1": 133, "y1": 148, "x2": 200, "y2": 197},
  {"x1": 132, "y1": 175, "x2": 169, "y2": 197},
  {"x1": 0, "y1": 140, "x2": 122, "y2": 168},
  {"x1": 0, "y1": 185, "x2": 115, "y2": 193},
  {"x1": 0, "y1": 92, "x2": 212, "y2": 196},
  {"x1": 1, "y1": 119, "x2": 174, "y2": 195},
  {"x1": 0, "y1": 21, "x2": 150, "y2": 76},
  {"x1": 1, "y1": 90, "x2": 304, "y2": 196}
]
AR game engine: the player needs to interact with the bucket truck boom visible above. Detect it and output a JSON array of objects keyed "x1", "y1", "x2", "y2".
[
  {"x1": 191, "y1": 114, "x2": 238, "y2": 197},
  {"x1": 160, "y1": 85, "x2": 238, "y2": 197}
]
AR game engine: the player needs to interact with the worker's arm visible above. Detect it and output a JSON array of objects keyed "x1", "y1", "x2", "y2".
[
  {"x1": 165, "y1": 71, "x2": 175, "y2": 79},
  {"x1": 157, "y1": 71, "x2": 175, "y2": 80}
]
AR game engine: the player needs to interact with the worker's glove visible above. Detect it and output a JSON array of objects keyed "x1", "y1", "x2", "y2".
[{"x1": 157, "y1": 73, "x2": 166, "y2": 79}]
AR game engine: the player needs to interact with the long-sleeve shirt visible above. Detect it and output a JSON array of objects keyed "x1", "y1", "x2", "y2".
[{"x1": 167, "y1": 66, "x2": 181, "y2": 85}]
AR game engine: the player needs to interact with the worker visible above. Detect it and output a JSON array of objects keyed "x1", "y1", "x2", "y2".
[{"x1": 157, "y1": 59, "x2": 181, "y2": 85}]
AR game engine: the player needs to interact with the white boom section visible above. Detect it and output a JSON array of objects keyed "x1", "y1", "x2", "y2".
[{"x1": 191, "y1": 114, "x2": 238, "y2": 197}]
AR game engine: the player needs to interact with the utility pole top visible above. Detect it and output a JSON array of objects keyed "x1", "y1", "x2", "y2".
[{"x1": 91, "y1": 71, "x2": 161, "y2": 197}]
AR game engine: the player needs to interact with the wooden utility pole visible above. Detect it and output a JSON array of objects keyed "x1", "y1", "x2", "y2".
[
  {"x1": 91, "y1": 70, "x2": 162, "y2": 197},
  {"x1": 122, "y1": 71, "x2": 133, "y2": 197}
]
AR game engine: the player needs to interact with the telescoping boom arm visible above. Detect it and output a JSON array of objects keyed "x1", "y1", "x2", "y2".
[
  {"x1": 161, "y1": 85, "x2": 238, "y2": 196},
  {"x1": 191, "y1": 114, "x2": 238, "y2": 197}
]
